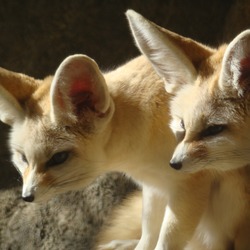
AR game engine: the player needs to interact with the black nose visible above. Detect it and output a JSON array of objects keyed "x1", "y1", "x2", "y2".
[
  {"x1": 169, "y1": 161, "x2": 182, "y2": 170},
  {"x1": 22, "y1": 194, "x2": 35, "y2": 202}
]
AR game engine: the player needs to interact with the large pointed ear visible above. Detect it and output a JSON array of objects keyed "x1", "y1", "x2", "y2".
[
  {"x1": 126, "y1": 10, "x2": 197, "y2": 94},
  {"x1": 0, "y1": 67, "x2": 39, "y2": 101},
  {"x1": 219, "y1": 30, "x2": 250, "y2": 97},
  {"x1": 50, "y1": 54, "x2": 111, "y2": 124},
  {"x1": 0, "y1": 85, "x2": 25, "y2": 125},
  {"x1": 0, "y1": 67, "x2": 38, "y2": 126}
]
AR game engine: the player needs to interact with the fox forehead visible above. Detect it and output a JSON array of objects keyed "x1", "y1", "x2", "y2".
[
  {"x1": 173, "y1": 85, "x2": 246, "y2": 128},
  {"x1": 171, "y1": 63, "x2": 247, "y2": 136},
  {"x1": 10, "y1": 117, "x2": 76, "y2": 161}
]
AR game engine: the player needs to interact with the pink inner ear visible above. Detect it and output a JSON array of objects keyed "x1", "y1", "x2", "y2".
[
  {"x1": 69, "y1": 78, "x2": 97, "y2": 115},
  {"x1": 240, "y1": 55, "x2": 250, "y2": 69},
  {"x1": 239, "y1": 55, "x2": 250, "y2": 93},
  {"x1": 70, "y1": 79, "x2": 91, "y2": 94}
]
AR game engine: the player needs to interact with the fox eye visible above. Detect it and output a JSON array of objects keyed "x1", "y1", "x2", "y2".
[
  {"x1": 21, "y1": 154, "x2": 28, "y2": 164},
  {"x1": 46, "y1": 151, "x2": 70, "y2": 168},
  {"x1": 200, "y1": 125, "x2": 226, "y2": 138},
  {"x1": 180, "y1": 120, "x2": 185, "y2": 130},
  {"x1": 176, "y1": 131, "x2": 185, "y2": 142}
]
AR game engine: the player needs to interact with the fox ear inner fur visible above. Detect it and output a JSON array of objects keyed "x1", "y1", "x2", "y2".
[
  {"x1": 219, "y1": 29, "x2": 250, "y2": 97},
  {"x1": 126, "y1": 9, "x2": 197, "y2": 94},
  {"x1": 50, "y1": 55, "x2": 111, "y2": 124}
]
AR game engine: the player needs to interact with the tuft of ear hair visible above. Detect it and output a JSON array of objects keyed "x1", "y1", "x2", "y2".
[
  {"x1": 219, "y1": 29, "x2": 250, "y2": 97},
  {"x1": 126, "y1": 10, "x2": 213, "y2": 94},
  {"x1": 50, "y1": 54, "x2": 111, "y2": 124}
]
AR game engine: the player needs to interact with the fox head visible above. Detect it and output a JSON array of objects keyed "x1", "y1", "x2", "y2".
[
  {"x1": 127, "y1": 10, "x2": 250, "y2": 173},
  {"x1": 0, "y1": 55, "x2": 114, "y2": 202}
]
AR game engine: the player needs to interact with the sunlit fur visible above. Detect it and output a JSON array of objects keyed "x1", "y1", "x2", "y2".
[{"x1": 2, "y1": 10, "x2": 250, "y2": 250}]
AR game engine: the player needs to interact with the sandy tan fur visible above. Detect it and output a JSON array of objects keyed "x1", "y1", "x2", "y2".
[{"x1": 96, "y1": 191, "x2": 142, "y2": 246}]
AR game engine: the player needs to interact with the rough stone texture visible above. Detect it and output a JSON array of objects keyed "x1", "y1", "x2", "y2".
[
  {"x1": 0, "y1": 173, "x2": 137, "y2": 250},
  {"x1": 0, "y1": 0, "x2": 250, "y2": 249}
]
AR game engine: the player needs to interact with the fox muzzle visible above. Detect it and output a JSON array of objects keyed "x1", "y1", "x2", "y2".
[{"x1": 22, "y1": 194, "x2": 35, "y2": 202}]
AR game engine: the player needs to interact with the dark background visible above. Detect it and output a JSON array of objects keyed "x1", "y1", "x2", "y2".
[
  {"x1": 0, "y1": 0, "x2": 250, "y2": 249},
  {"x1": 0, "y1": 0, "x2": 246, "y2": 79}
]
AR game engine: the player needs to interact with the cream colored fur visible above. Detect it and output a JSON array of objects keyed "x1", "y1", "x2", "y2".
[
  {"x1": 1, "y1": 9, "x2": 250, "y2": 250},
  {"x1": 97, "y1": 191, "x2": 142, "y2": 249}
]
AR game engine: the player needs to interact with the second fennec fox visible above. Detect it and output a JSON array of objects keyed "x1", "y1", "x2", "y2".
[{"x1": 98, "y1": 10, "x2": 250, "y2": 250}]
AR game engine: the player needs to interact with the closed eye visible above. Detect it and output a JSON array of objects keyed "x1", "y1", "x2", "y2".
[
  {"x1": 200, "y1": 124, "x2": 226, "y2": 138},
  {"x1": 176, "y1": 131, "x2": 185, "y2": 142},
  {"x1": 21, "y1": 153, "x2": 28, "y2": 164},
  {"x1": 46, "y1": 151, "x2": 70, "y2": 168},
  {"x1": 171, "y1": 119, "x2": 185, "y2": 142},
  {"x1": 180, "y1": 119, "x2": 185, "y2": 130}
]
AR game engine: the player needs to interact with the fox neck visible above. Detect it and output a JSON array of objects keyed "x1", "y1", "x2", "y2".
[{"x1": 101, "y1": 56, "x2": 176, "y2": 181}]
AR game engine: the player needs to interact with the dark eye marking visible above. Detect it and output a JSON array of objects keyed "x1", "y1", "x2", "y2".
[
  {"x1": 46, "y1": 151, "x2": 70, "y2": 168},
  {"x1": 200, "y1": 125, "x2": 226, "y2": 138}
]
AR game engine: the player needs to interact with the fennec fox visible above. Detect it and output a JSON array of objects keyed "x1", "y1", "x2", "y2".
[
  {"x1": 0, "y1": 43, "x2": 212, "y2": 249},
  {"x1": 168, "y1": 28, "x2": 250, "y2": 250},
  {"x1": 117, "y1": 9, "x2": 250, "y2": 250}
]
